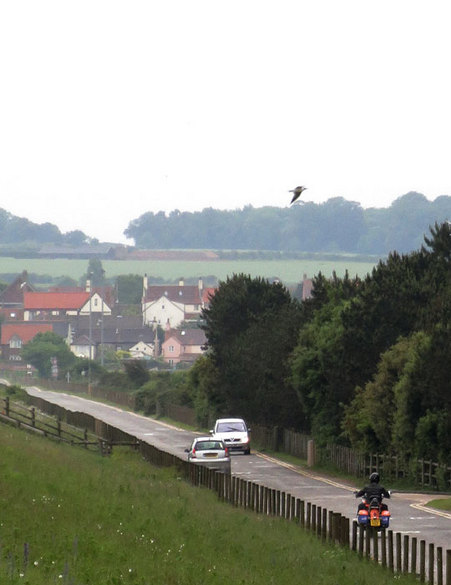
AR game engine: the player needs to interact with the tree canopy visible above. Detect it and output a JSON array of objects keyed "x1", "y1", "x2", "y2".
[
  {"x1": 124, "y1": 193, "x2": 451, "y2": 254},
  {"x1": 189, "y1": 224, "x2": 451, "y2": 463}
]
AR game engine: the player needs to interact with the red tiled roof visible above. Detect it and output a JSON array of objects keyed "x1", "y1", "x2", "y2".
[
  {"x1": 202, "y1": 287, "x2": 216, "y2": 304},
  {"x1": 1, "y1": 323, "x2": 53, "y2": 344},
  {"x1": 24, "y1": 291, "x2": 90, "y2": 310}
]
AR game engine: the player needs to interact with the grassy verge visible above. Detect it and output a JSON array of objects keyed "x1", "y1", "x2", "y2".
[
  {"x1": 426, "y1": 498, "x2": 451, "y2": 511},
  {"x1": 0, "y1": 423, "x2": 420, "y2": 585}
]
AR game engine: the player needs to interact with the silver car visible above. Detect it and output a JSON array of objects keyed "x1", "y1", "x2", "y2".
[{"x1": 184, "y1": 437, "x2": 231, "y2": 474}]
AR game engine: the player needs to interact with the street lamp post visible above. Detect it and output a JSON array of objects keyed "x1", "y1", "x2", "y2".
[
  {"x1": 88, "y1": 272, "x2": 93, "y2": 395},
  {"x1": 100, "y1": 269, "x2": 105, "y2": 367}
]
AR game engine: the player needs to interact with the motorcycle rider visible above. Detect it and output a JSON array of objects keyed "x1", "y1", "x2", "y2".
[{"x1": 355, "y1": 472, "x2": 390, "y2": 512}]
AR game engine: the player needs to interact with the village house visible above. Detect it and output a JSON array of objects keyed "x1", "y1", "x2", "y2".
[
  {"x1": 69, "y1": 315, "x2": 157, "y2": 359},
  {"x1": 23, "y1": 281, "x2": 113, "y2": 321},
  {"x1": 161, "y1": 328, "x2": 207, "y2": 366},
  {"x1": 0, "y1": 321, "x2": 71, "y2": 361},
  {"x1": 142, "y1": 275, "x2": 215, "y2": 329}
]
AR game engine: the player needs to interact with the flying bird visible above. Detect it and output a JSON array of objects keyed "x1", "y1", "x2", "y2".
[{"x1": 289, "y1": 185, "x2": 307, "y2": 204}]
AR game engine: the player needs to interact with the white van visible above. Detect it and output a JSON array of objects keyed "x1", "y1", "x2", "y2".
[{"x1": 210, "y1": 418, "x2": 251, "y2": 454}]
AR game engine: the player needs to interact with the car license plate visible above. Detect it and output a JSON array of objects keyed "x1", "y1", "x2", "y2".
[
  {"x1": 370, "y1": 518, "x2": 380, "y2": 527},
  {"x1": 204, "y1": 453, "x2": 217, "y2": 458}
]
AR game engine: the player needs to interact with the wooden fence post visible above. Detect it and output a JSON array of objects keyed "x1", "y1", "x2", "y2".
[
  {"x1": 381, "y1": 529, "x2": 387, "y2": 568},
  {"x1": 437, "y1": 547, "x2": 443, "y2": 585},
  {"x1": 411, "y1": 537, "x2": 417, "y2": 575},
  {"x1": 300, "y1": 500, "x2": 305, "y2": 528},
  {"x1": 373, "y1": 529, "x2": 379, "y2": 563},
  {"x1": 388, "y1": 530, "x2": 394, "y2": 572},
  {"x1": 321, "y1": 508, "x2": 327, "y2": 542},
  {"x1": 306, "y1": 503, "x2": 311, "y2": 530},
  {"x1": 351, "y1": 521, "x2": 357, "y2": 551},
  {"x1": 446, "y1": 549, "x2": 451, "y2": 585},
  {"x1": 403, "y1": 535, "x2": 410, "y2": 574},
  {"x1": 419, "y1": 540, "x2": 425, "y2": 583},
  {"x1": 428, "y1": 543, "x2": 434, "y2": 585}
]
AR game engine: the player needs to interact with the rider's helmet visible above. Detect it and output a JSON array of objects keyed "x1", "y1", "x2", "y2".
[{"x1": 369, "y1": 472, "x2": 380, "y2": 483}]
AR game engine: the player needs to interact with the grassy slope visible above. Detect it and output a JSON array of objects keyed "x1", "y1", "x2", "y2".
[{"x1": 0, "y1": 424, "x2": 418, "y2": 585}]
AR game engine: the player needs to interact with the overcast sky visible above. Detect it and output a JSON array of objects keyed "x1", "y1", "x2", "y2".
[{"x1": 1, "y1": 1, "x2": 450, "y2": 243}]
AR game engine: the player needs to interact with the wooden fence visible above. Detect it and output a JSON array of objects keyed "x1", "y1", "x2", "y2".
[
  {"x1": 0, "y1": 396, "x2": 139, "y2": 455},
  {"x1": 8, "y1": 393, "x2": 450, "y2": 585},
  {"x1": 3, "y1": 374, "x2": 450, "y2": 489},
  {"x1": 0, "y1": 396, "x2": 99, "y2": 449}
]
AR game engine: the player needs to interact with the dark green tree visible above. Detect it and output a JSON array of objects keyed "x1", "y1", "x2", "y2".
[
  {"x1": 21, "y1": 332, "x2": 76, "y2": 378},
  {"x1": 201, "y1": 274, "x2": 302, "y2": 426},
  {"x1": 116, "y1": 274, "x2": 142, "y2": 304},
  {"x1": 123, "y1": 360, "x2": 150, "y2": 388},
  {"x1": 85, "y1": 259, "x2": 106, "y2": 286}
]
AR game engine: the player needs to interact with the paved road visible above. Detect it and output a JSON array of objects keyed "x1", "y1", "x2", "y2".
[{"x1": 25, "y1": 387, "x2": 451, "y2": 554}]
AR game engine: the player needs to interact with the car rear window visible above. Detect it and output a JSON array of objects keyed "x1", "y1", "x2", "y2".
[
  {"x1": 217, "y1": 422, "x2": 246, "y2": 432},
  {"x1": 196, "y1": 441, "x2": 223, "y2": 450}
]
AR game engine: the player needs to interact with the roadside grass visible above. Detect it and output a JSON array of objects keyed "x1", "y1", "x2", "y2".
[
  {"x1": 0, "y1": 424, "x2": 419, "y2": 585},
  {"x1": 425, "y1": 498, "x2": 451, "y2": 511}
]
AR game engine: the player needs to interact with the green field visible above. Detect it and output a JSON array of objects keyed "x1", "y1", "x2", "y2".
[
  {"x1": 0, "y1": 257, "x2": 379, "y2": 285},
  {"x1": 0, "y1": 423, "x2": 418, "y2": 585}
]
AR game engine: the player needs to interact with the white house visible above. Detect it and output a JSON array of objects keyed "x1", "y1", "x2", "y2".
[{"x1": 142, "y1": 276, "x2": 205, "y2": 329}]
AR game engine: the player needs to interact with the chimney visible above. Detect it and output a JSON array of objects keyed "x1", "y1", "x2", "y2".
[
  {"x1": 86, "y1": 279, "x2": 92, "y2": 293},
  {"x1": 198, "y1": 277, "x2": 203, "y2": 293},
  {"x1": 143, "y1": 273, "x2": 148, "y2": 296},
  {"x1": 178, "y1": 277, "x2": 184, "y2": 286}
]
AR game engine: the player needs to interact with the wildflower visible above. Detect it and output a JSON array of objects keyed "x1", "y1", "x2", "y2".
[{"x1": 33, "y1": 561, "x2": 39, "y2": 566}]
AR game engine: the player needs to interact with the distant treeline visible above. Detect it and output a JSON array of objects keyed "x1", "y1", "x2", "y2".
[
  {"x1": 0, "y1": 209, "x2": 94, "y2": 248},
  {"x1": 3, "y1": 191, "x2": 451, "y2": 256},
  {"x1": 124, "y1": 192, "x2": 451, "y2": 254}
]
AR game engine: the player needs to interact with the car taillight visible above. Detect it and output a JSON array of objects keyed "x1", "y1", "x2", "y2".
[
  {"x1": 224, "y1": 447, "x2": 229, "y2": 457},
  {"x1": 191, "y1": 449, "x2": 197, "y2": 458}
]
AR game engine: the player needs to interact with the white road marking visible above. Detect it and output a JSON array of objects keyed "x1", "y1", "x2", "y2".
[{"x1": 410, "y1": 503, "x2": 451, "y2": 520}]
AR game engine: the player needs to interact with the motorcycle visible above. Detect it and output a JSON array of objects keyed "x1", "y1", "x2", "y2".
[{"x1": 355, "y1": 493, "x2": 391, "y2": 530}]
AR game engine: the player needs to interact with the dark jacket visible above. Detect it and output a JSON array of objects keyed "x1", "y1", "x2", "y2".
[{"x1": 356, "y1": 481, "x2": 390, "y2": 502}]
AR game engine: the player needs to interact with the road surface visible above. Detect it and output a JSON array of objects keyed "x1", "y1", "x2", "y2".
[{"x1": 25, "y1": 386, "x2": 451, "y2": 554}]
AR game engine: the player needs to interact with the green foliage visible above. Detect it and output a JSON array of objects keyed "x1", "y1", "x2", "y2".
[
  {"x1": 134, "y1": 371, "x2": 190, "y2": 415},
  {"x1": 124, "y1": 193, "x2": 451, "y2": 254},
  {"x1": 123, "y1": 360, "x2": 150, "y2": 388},
  {"x1": 21, "y1": 332, "x2": 76, "y2": 378},
  {"x1": 85, "y1": 258, "x2": 106, "y2": 286},
  {"x1": 200, "y1": 274, "x2": 303, "y2": 426},
  {"x1": 116, "y1": 273, "x2": 142, "y2": 304},
  {"x1": 188, "y1": 356, "x2": 220, "y2": 426}
]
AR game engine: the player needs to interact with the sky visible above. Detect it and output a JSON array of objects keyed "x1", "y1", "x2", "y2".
[{"x1": 1, "y1": 1, "x2": 451, "y2": 244}]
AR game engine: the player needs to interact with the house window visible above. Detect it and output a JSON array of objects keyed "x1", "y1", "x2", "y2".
[
  {"x1": 10, "y1": 338, "x2": 22, "y2": 349},
  {"x1": 168, "y1": 345, "x2": 174, "y2": 352}
]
